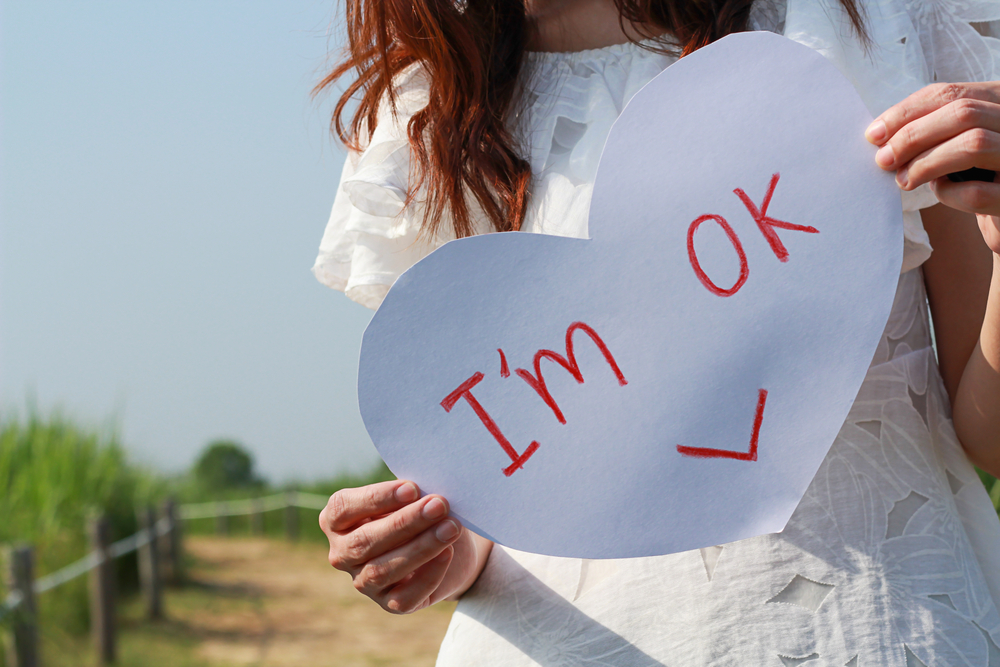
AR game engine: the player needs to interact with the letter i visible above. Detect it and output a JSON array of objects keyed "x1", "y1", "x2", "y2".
[{"x1": 441, "y1": 372, "x2": 539, "y2": 476}]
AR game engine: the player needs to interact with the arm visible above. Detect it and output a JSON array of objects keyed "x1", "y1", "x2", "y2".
[
  {"x1": 319, "y1": 480, "x2": 492, "y2": 614},
  {"x1": 955, "y1": 254, "x2": 1000, "y2": 474},
  {"x1": 921, "y1": 205, "x2": 1000, "y2": 474},
  {"x1": 867, "y1": 83, "x2": 1000, "y2": 475}
]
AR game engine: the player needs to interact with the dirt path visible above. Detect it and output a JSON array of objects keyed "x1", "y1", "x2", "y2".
[{"x1": 173, "y1": 536, "x2": 455, "y2": 667}]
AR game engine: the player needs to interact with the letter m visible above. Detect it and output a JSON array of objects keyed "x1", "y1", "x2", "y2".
[{"x1": 515, "y1": 321, "x2": 628, "y2": 424}]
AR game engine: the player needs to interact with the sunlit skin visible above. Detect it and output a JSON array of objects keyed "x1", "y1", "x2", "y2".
[
  {"x1": 319, "y1": 2, "x2": 1000, "y2": 615},
  {"x1": 522, "y1": 0, "x2": 664, "y2": 51},
  {"x1": 867, "y1": 82, "x2": 1000, "y2": 474}
]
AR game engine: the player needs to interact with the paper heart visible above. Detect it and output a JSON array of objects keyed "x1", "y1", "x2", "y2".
[{"x1": 357, "y1": 32, "x2": 902, "y2": 558}]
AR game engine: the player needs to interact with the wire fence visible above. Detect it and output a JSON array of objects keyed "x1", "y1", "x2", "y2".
[
  {"x1": 0, "y1": 516, "x2": 173, "y2": 620},
  {"x1": 0, "y1": 490, "x2": 332, "y2": 666},
  {"x1": 178, "y1": 491, "x2": 328, "y2": 519}
]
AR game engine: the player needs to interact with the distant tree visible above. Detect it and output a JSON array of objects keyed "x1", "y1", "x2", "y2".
[{"x1": 193, "y1": 440, "x2": 261, "y2": 489}]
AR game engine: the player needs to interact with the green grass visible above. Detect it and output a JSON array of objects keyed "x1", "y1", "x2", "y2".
[
  {"x1": 25, "y1": 558, "x2": 234, "y2": 667},
  {"x1": 0, "y1": 411, "x2": 168, "y2": 663},
  {"x1": 0, "y1": 413, "x2": 158, "y2": 542},
  {"x1": 28, "y1": 603, "x2": 215, "y2": 667}
]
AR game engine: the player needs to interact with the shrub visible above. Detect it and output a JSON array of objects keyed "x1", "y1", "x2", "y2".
[{"x1": 192, "y1": 439, "x2": 264, "y2": 491}]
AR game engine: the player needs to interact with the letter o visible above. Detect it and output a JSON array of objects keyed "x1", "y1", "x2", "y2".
[{"x1": 686, "y1": 214, "x2": 749, "y2": 297}]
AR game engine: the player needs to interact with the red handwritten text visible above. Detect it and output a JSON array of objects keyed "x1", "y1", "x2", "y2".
[
  {"x1": 687, "y1": 214, "x2": 749, "y2": 297},
  {"x1": 676, "y1": 389, "x2": 768, "y2": 461},
  {"x1": 688, "y1": 173, "x2": 818, "y2": 296},
  {"x1": 515, "y1": 321, "x2": 628, "y2": 424},
  {"x1": 441, "y1": 372, "x2": 540, "y2": 477},
  {"x1": 734, "y1": 173, "x2": 819, "y2": 262},
  {"x1": 440, "y1": 322, "x2": 627, "y2": 476}
]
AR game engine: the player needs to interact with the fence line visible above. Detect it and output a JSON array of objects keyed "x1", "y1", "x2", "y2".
[
  {"x1": 178, "y1": 493, "x2": 288, "y2": 519},
  {"x1": 178, "y1": 491, "x2": 329, "y2": 520},
  {"x1": 0, "y1": 490, "x2": 331, "y2": 643},
  {"x1": 21, "y1": 516, "x2": 173, "y2": 601},
  {"x1": 293, "y1": 492, "x2": 330, "y2": 510},
  {"x1": 32, "y1": 552, "x2": 102, "y2": 596}
]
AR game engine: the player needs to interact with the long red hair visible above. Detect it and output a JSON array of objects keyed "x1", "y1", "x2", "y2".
[{"x1": 315, "y1": 0, "x2": 869, "y2": 239}]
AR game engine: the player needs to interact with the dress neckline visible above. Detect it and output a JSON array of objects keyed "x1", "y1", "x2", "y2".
[{"x1": 524, "y1": 37, "x2": 670, "y2": 63}]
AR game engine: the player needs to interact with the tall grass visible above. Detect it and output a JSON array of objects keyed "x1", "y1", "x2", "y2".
[{"x1": 0, "y1": 412, "x2": 166, "y2": 649}]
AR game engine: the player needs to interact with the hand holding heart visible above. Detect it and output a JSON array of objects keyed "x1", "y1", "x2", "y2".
[
  {"x1": 357, "y1": 33, "x2": 904, "y2": 559},
  {"x1": 319, "y1": 480, "x2": 490, "y2": 614},
  {"x1": 867, "y1": 81, "x2": 1000, "y2": 254}
]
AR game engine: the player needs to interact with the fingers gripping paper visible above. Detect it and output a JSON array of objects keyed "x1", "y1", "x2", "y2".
[{"x1": 356, "y1": 32, "x2": 903, "y2": 558}]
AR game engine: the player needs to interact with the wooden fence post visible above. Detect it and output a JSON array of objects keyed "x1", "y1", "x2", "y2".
[
  {"x1": 251, "y1": 498, "x2": 265, "y2": 536},
  {"x1": 284, "y1": 492, "x2": 299, "y2": 542},
  {"x1": 161, "y1": 498, "x2": 182, "y2": 585},
  {"x1": 4, "y1": 545, "x2": 38, "y2": 667},
  {"x1": 89, "y1": 516, "x2": 116, "y2": 665},
  {"x1": 137, "y1": 506, "x2": 163, "y2": 619},
  {"x1": 215, "y1": 503, "x2": 229, "y2": 535}
]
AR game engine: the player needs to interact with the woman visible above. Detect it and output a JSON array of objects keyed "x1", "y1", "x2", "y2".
[{"x1": 313, "y1": 0, "x2": 1000, "y2": 663}]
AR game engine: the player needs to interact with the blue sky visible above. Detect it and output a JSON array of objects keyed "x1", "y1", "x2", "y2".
[{"x1": 0, "y1": 1, "x2": 383, "y2": 481}]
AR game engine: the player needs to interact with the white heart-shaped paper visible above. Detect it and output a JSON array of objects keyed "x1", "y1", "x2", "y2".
[{"x1": 357, "y1": 32, "x2": 902, "y2": 558}]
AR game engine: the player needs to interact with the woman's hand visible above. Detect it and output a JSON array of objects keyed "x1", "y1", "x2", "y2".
[
  {"x1": 866, "y1": 82, "x2": 1000, "y2": 253},
  {"x1": 868, "y1": 81, "x2": 1000, "y2": 475},
  {"x1": 320, "y1": 479, "x2": 493, "y2": 614}
]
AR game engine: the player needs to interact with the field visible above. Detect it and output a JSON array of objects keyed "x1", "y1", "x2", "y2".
[
  {"x1": 0, "y1": 414, "x2": 399, "y2": 665},
  {"x1": 32, "y1": 535, "x2": 454, "y2": 667}
]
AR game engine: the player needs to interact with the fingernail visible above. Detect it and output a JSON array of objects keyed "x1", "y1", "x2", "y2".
[
  {"x1": 435, "y1": 520, "x2": 459, "y2": 542},
  {"x1": 896, "y1": 167, "x2": 909, "y2": 188},
  {"x1": 395, "y1": 483, "x2": 418, "y2": 503},
  {"x1": 866, "y1": 119, "x2": 886, "y2": 144},
  {"x1": 434, "y1": 547, "x2": 453, "y2": 562},
  {"x1": 875, "y1": 144, "x2": 895, "y2": 168},
  {"x1": 422, "y1": 497, "x2": 446, "y2": 520}
]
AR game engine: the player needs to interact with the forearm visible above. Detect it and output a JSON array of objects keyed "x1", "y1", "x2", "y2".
[{"x1": 953, "y1": 252, "x2": 1000, "y2": 476}]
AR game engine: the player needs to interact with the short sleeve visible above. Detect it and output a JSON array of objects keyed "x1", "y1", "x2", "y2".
[
  {"x1": 311, "y1": 66, "x2": 443, "y2": 310},
  {"x1": 784, "y1": 0, "x2": 1000, "y2": 272}
]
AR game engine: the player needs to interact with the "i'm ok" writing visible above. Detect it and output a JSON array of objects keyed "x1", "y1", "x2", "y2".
[{"x1": 440, "y1": 173, "x2": 813, "y2": 476}]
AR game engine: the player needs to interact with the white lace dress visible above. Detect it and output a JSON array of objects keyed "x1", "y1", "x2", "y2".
[{"x1": 313, "y1": 0, "x2": 1000, "y2": 663}]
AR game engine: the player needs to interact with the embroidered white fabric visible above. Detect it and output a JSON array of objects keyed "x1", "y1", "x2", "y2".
[{"x1": 313, "y1": 0, "x2": 1000, "y2": 663}]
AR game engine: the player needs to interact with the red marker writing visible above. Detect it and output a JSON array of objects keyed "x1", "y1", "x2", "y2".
[
  {"x1": 676, "y1": 389, "x2": 768, "y2": 461},
  {"x1": 441, "y1": 371, "x2": 539, "y2": 476}
]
